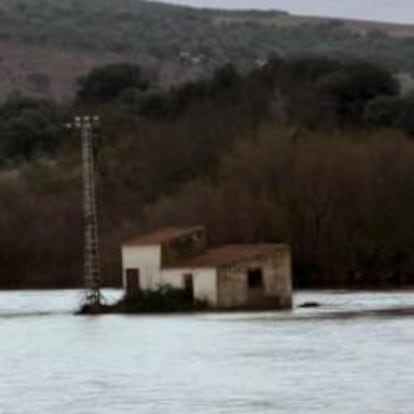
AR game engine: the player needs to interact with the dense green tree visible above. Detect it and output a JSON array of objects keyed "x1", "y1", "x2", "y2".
[
  {"x1": 317, "y1": 62, "x2": 400, "y2": 125},
  {"x1": 365, "y1": 95, "x2": 414, "y2": 135},
  {"x1": 364, "y1": 96, "x2": 405, "y2": 128},
  {"x1": 287, "y1": 56, "x2": 343, "y2": 81},
  {"x1": 77, "y1": 63, "x2": 149, "y2": 104},
  {"x1": 0, "y1": 96, "x2": 65, "y2": 165}
]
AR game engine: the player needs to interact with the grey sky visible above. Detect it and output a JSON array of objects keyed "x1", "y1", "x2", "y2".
[{"x1": 157, "y1": 0, "x2": 414, "y2": 24}]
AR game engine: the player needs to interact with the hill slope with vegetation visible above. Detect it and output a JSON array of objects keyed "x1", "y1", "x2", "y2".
[
  {"x1": 1, "y1": 1, "x2": 414, "y2": 290},
  {"x1": 0, "y1": 0, "x2": 413, "y2": 100},
  {"x1": 2, "y1": 57, "x2": 414, "y2": 289}
]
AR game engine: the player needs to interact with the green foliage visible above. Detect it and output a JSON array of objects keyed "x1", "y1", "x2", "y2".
[
  {"x1": 0, "y1": 96, "x2": 66, "y2": 165},
  {"x1": 0, "y1": 0, "x2": 413, "y2": 75},
  {"x1": 77, "y1": 63, "x2": 149, "y2": 104},
  {"x1": 317, "y1": 62, "x2": 400, "y2": 125},
  {"x1": 364, "y1": 97, "x2": 406, "y2": 127},
  {"x1": 286, "y1": 57, "x2": 343, "y2": 81},
  {"x1": 118, "y1": 286, "x2": 208, "y2": 313},
  {"x1": 1, "y1": 58, "x2": 414, "y2": 289},
  {"x1": 365, "y1": 96, "x2": 414, "y2": 135}
]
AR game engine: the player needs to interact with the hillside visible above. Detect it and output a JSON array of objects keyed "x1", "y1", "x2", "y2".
[
  {"x1": 2, "y1": 54, "x2": 414, "y2": 288},
  {"x1": 0, "y1": 41, "x2": 203, "y2": 102},
  {"x1": 216, "y1": 12, "x2": 414, "y2": 38},
  {"x1": 0, "y1": 0, "x2": 414, "y2": 101}
]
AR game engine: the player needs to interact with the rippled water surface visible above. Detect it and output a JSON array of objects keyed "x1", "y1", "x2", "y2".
[{"x1": 1, "y1": 290, "x2": 414, "y2": 413}]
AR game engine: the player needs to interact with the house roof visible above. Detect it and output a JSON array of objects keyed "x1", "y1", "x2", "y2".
[
  {"x1": 123, "y1": 226, "x2": 204, "y2": 247},
  {"x1": 165, "y1": 244, "x2": 289, "y2": 269}
]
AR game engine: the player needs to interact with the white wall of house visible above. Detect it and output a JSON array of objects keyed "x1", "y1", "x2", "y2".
[
  {"x1": 121, "y1": 245, "x2": 162, "y2": 290},
  {"x1": 159, "y1": 269, "x2": 185, "y2": 289},
  {"x1": 161, "y1": 268, "x2": 218, "y2": 306},
  {"x1": 193, "y1": 269, "x2": 218, "y2": 306}
]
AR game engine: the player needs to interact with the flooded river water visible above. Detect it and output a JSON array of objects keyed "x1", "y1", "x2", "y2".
[{"x1": 1, "y1": 290, "x2": 414, "y2": 413}]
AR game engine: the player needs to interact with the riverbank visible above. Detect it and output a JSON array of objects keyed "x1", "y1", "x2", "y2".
[
  {"x1": 77, "y1": 286, "x2": 414, "y2": 316},
  {"x1": 78, "y1": 286, "x2": 209, "y2": 315}
]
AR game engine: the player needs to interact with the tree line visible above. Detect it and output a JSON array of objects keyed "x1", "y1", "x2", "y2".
[{"x1": 1, "y1": 58, "x2": 414, "y2": 288}]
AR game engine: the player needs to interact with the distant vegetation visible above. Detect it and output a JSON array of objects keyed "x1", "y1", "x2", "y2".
[
  {"x1": 0, "y1": 0, "x2": 413, "y2": 76},
  {"x1": 0, "y1": 97, "x2": 68, "y2": 165},
  {"x1": 2, "y1": 57, "x2": 414, "y2": 289},
  {"x1": 0, "y1": 58, "x2": 406, "y2": 166}
]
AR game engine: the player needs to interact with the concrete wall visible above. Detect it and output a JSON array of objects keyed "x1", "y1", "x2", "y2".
[
  {"x1": 265, "y1": 246, "x2": 292, "y2": 307},
  {"x1": 161, "y1": 268, "x2": 218, "y2": 306},
  {"x1": 216, "y1": 264, "x2": 247, "y2": 309},
  {"x1": 217, "y1": 246, "x2": 292, "y2": 310},
  {"x1": 121, "y1": 245, "x2": 161, "y2": 290}
]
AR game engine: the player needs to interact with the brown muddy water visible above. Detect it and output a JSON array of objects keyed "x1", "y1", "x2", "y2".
[{"x1": 1, "y1": 290, "x2": 414, "y2": 413}]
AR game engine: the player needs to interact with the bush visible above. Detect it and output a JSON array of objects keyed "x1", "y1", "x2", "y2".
[
  {"x1": 365, "y1": 96, "x2": 414, "y2": 135},
  {"x1": 117, "y1": 286, "x2": 209, "y2": 313}
]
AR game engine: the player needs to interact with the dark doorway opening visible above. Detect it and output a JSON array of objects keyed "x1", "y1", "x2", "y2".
[
  {"x1": 248, "y1": 268, "x2": 264, "y2": 289},
  {"x1": 126, "y1": 268, "x2": 140, "y2": 293},
  {"x1": 183, "y1": 273, "x2": 194, "y2": 300}
]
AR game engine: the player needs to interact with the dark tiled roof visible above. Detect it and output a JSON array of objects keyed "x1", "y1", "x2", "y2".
[
  {"x1": 123, "y1": 226, "x2": 204, "y2": 246},
  {"x1": 166, "y1": 244, "x2": 289, "y2": 269}
]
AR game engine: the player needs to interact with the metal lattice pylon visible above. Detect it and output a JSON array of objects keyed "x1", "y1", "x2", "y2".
[{"x1": 68, "y1": 116, "x2": 102, "y2": 309}]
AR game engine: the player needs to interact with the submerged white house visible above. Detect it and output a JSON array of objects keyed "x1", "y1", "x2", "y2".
[{"x1": 121, "y1": 226, "x2": 292, "y2": 310}]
